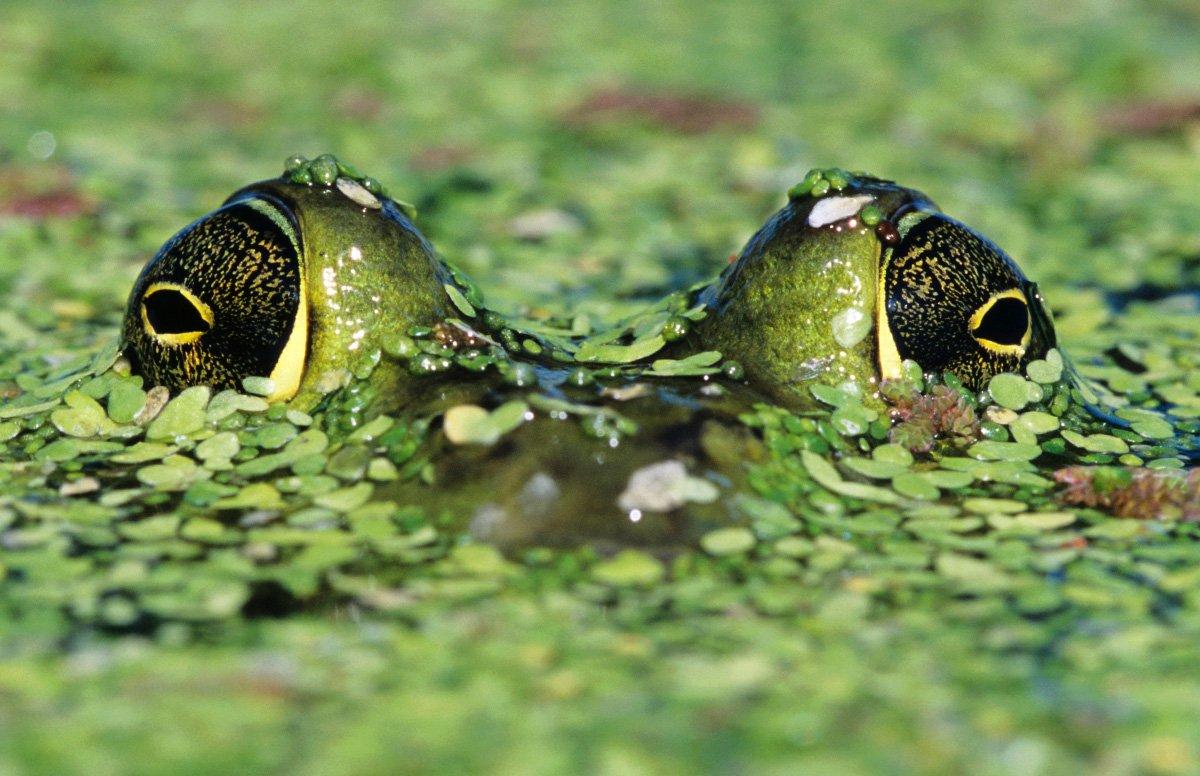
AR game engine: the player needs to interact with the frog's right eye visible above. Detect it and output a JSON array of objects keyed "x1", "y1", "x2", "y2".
[{"x1": 121, "y1": 196, "x2": 308, "y2": 401}]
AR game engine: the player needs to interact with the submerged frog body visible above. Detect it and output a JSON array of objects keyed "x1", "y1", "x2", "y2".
[{"x1": 121, "y1": 156, "x2": 1057, "y2": 550}]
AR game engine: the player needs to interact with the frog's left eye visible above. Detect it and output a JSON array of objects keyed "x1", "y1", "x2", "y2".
[
  {"x1": 122, "y1": 196, "x2": 308, "y2": 400},
  {"x1": 877, "y1": 213, "x2": 1048, "y2": 389}
]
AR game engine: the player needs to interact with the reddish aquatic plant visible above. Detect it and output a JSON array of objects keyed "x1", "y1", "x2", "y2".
[
  {"x1": 1054, "y1": 466, "x2": 1200, "y2": 521},
  {"x1": 882, "y1": 381, "x2": 981, "y2": 454}
]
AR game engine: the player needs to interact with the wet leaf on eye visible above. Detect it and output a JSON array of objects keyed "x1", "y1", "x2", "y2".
[
  {"x1": 213, "y1": 482, "x2": 284, "y2": 511},
  {"x1": 872, "y1": 443, "x2": 914, "y2": 466},
  {"x1": 936, "y1": 553, "x2": 1012, "y2": 591},
  {"x1": 109, "y1": 441, "x2": 178, "y2": 464},
  {"x1": 810, "y1": 383, "x2": 854, "y2": 408},
  {"x1": 34, "y1": 439, "x2": 80, "y2": 462}
]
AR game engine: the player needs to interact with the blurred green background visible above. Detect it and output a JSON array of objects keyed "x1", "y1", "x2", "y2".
[
  {"x1": 2, "y1": 1, "x2": 1200, "y2": 774},
  {"x1": 3, "y1": 0, "x2": 1199, "y2": 317}
]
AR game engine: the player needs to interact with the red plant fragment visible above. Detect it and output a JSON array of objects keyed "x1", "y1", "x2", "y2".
[
  {"x1": 883, "y1": 382, "x2": 981, "y2": 454},
  {"x1": 1054, "y1": 466, "x2": 1200, "y2": 521}
]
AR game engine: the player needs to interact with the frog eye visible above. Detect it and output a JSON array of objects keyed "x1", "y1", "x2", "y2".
[
  {"x1": 877, "y1": 213, "x2": 1046, "y2": 389},
  {"x1": 969, "y1": 289, "x2": 1030, "y2": 352},
  {"x1": 122, "y1": 195, "x2": 308, "y2": 401},
  {"x1": 140, "y1": 284, "x2": 214, "y2": 344}
]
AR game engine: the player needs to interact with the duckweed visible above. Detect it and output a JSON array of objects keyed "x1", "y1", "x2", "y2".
[{"x1": 1, "y1": 3, "x2": 1200, "y2": 773}]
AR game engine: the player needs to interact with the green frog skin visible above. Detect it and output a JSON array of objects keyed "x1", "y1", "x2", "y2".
[{"x1": 120, "y1": 157, "x2": 1058, "y2": 549}]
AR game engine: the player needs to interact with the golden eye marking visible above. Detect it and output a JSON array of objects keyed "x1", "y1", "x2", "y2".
[
  {"x1": 140, "y1": 282, "x2": 214, "y2": 346},
  {"x1": 875, "y1": 247, "x2": 903, "y2": 381},
  {"x1": 969, "y1": 288, "x2": 1031, "y2": 355},
  {"x1": 266, "y1": 272, "x2": 308, "y2": 402}
]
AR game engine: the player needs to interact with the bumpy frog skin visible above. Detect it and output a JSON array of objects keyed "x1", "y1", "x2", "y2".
[{"x1": 120, "y1": 156, "x2": 1058, "y2": 549}]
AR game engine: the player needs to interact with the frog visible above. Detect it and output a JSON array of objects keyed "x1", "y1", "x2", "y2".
[{"x1": 120, "y1": 155, "x2": 1058, "y2": 551}]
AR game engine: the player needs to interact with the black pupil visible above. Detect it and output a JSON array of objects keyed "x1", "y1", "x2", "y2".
[
  {"x1": 143, "y1": 289, "x2": 210, "y2": 335},
  {"x1": 972, "y1": 296, "x2": 1028, "y2": 346}
]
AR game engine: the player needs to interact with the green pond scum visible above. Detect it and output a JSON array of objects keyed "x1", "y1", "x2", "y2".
[{"x1": 2, "y1": 1, "x2": 1200, "y2": 774}]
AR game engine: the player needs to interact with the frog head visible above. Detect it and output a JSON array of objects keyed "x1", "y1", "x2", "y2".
[
  {"x1": 695, "y1": 169, "x2": 1056, "y2": 404},
  {"x1": 121, "y1": 155, "x2": 454, "y2": 408}
]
